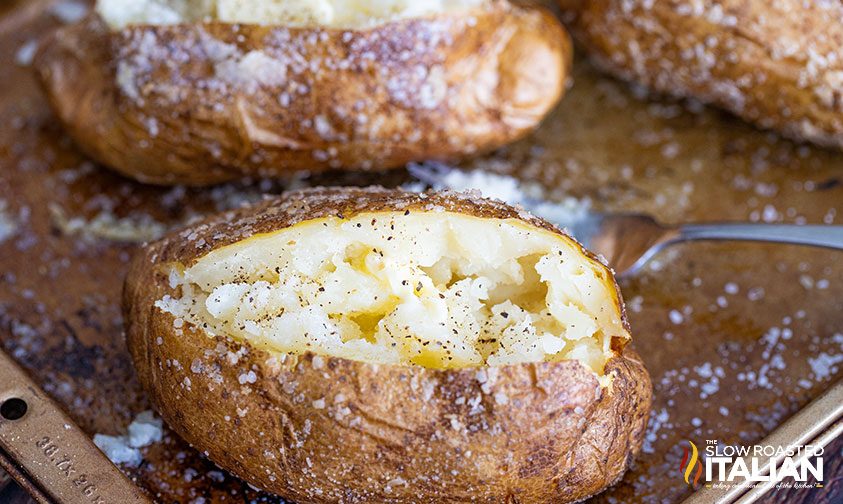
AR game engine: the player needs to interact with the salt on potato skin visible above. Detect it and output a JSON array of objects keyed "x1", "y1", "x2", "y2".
[
  {"x1": 562, "y1": 0, "x2": 843, "y2": 149},
  {"x1": 34, "y1": 1, "x2": 570, "y2": 185},
  {"x1": 124, "y1": 187, "x2": 652, "y2": 503}
]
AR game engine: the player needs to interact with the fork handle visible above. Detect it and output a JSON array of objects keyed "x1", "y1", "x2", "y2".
[{"x1": 677, "y1": 224, "x2": 843, "y2": 250}]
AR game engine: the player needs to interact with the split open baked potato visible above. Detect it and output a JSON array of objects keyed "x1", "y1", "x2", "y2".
[
  {"x1": 35, "y1": 0, "x2": 571, "y2": 185},
  {"x1": 561, "y1": 0, "x2": 843, "y2": 149},
  {"x1": 124, "y1": 187, "x2": 652, "y2": 502}
]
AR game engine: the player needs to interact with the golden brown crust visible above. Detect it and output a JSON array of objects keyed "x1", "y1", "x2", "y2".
[
  {"x1": 123, "y1": 187, "x2": 652, "y2": 502},
  {"x1": 34, "y1": 2, "x2": 571, "y2": 185},
  {"x1": 561, "y1": 0, "x2": 843, "y2": 149}
]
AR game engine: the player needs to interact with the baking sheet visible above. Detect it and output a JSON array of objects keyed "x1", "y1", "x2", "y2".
[{"x1": 0, "y1": 0, "x2": 841, "y2": 502}]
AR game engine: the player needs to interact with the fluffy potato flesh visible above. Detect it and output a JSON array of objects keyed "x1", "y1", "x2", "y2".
[
  {"x1": 157, "y1": 212, "x2": 627, "y2": 375},
  {"x1": 96, "y1": 0, "x2": 487, "y2": 29}
]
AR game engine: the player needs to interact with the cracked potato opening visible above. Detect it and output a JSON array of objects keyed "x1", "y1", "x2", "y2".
[{"x1": 157, "y1": 210, "x2": 627, "y2": 373}]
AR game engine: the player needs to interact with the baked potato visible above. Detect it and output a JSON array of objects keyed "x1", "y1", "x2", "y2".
[
  {"x1": 560, "y1": 0, "x2": 843, "y2": 149},
  {"x1": 124, "y1": 187, "x2": 652, "y2": 503},
  {"x1": 35, "y1": 0, "x2": 572, "y2": 186}
]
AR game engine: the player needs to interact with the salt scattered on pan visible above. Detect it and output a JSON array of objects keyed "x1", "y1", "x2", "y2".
[
  {"x1": 48, "y1": 203, "x2": 166, "y2": 243},
  {"x1": 405, "y1": 164, "x2": 594, "y2": 239},
  {"x1": 15, "y1": 40, "x2": 38, "y2": 67},
  {"x1": 668, "y1": 310, "x2": 684, "y2": 324},
  {"x1": 93, "y1": 410, "x2": 163, "y2": 467},
  {"x1": 0, "y1": 200, "x2": 17, "y2": 243},
  {"x1": 808, "y1": 352, "x2": 843, "y2": 382},
  {"x1": 49, "y1": 0, "x2": 88, "y2": 23},
  {"x1": 93, "y1": 434, "x2": 143, "y2": 466},
  {"x1": 642, "y1": 408, "x2": 670, "y2": 454},
  {"x1": 694, "y1": 362, "x2": 724, "y2": 399},
  {"x1": 127, "y1": 410, "x2": 164, "y2": 447}
]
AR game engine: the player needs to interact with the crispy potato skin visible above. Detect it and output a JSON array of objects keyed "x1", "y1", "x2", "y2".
[
  {"x1": 123, "y1": 188, "x2": 651, "y2": 503},
  {"x1": 35, "y1": 2, "x2": 571, "y2": 186},
  {"x1": 561, "y1": 0, "x2": 843, "y2": 149}
]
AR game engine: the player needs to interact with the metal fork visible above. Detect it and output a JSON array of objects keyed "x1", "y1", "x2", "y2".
[
  {"x1": 408, "y1": 163, "x2": 843, "y2": 276},
  {"x1": 579, "y1": 215, "x2": 843, "y2": 277}
]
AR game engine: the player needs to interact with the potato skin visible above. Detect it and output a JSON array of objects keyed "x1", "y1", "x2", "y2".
[
  {"x1": 35, "y1": 2, "x2": 571, "y2": 186},
  {"x1": 561, "y1": 0, "x2": 843, "y2": 149},
  {"x1": 123, "y1": 188, "x2": 652, "y2": 503}
]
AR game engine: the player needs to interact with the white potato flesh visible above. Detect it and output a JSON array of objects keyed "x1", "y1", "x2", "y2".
[
  {"x1": 97, "y1": 0, "x2": 486, "y2": 29},
  {"x1": 156, "y1": 212, "x2": 627, "y2": 373}
]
